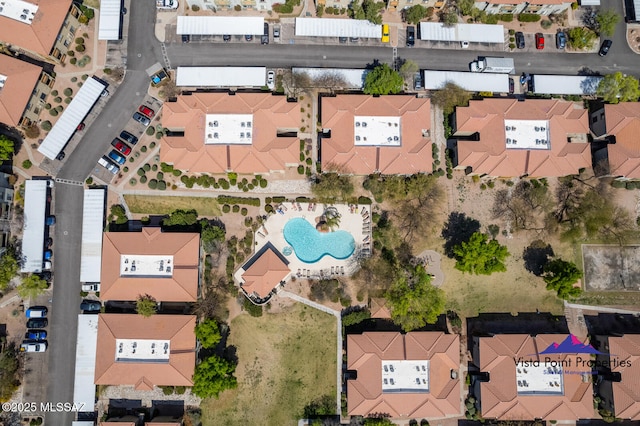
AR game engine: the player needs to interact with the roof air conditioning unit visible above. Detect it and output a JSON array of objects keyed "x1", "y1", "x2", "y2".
[
  {"x1": 241, "y1": 122, "x2": 245, "y2": 127},
  {"x1": 214, "y1": 133, "x2": 219, "y2": 138},
  {"x1": 246, "y1": 132, "x2": 251, "y2": 138},
  {"x1": 394, "y1": 136, "x2": 399, "y2": 141},
  {"x1": 541, "y1": 127, "x2": 545, "y2": 131},
  {"x1": 247, "y1": 122, "x2": 251, "y2": 128},
  {"x1": 240, "y1": 132, "x2": 245, "y2": 138},
  {"x1": 355, "y1": 122, "x2": 360, "y2": 127},
  {"x1": 506, "y1": 126, "x2": 511, "y2": 131},
  {"x1": 355, "y1": 136, "x2": 360, "y2": 141},
  {"x1": 362, "y1": 122, "x2": 367, "y2": 127},
  {"x1": 213, "y1": 121, "x2": 219, "y2": 127}
]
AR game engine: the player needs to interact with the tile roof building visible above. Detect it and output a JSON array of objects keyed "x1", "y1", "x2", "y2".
[
  {"x1": 320, "y1": 95, "x2": 432, "y2": 175},
  {"x1": 94, "y1": 314, "x2": 196, "y2": 390},
  {"x1": 0, "y1": 0, "x2": 82, "y2": 62},
  {"x1": 452, "y1": 99, "x2": 591, "y2": 178},
  {"x1": 590, "y1": 103, "x2": 640, "y2": 179},
  {"x1": 347, "y1": 332, "x2": 461, "y2": 419},
  {"x1": 0, "y1": 54, "x2": 54, "y2": 128},
  {"x1": 237, "y1": 243, "x2": 290, "y2": 302},
  {"x1": 369, "y1": 298, "x2": 391, "y2": 319},
  {"x1": 100, "y1": 228, "x2": 200, "y2": 303},
  {"x1": 473, "y1": 0, "x2": 572, "y2": 16},
  {"x1": 472, "y1": 334, "x2": 594, "y2": 421},
  {"x1": 161, "y1": 92, "x2": 301, "y2": 174},
  {"x1": 593, "y1": 334, "x2": 640, "y2": 420}
]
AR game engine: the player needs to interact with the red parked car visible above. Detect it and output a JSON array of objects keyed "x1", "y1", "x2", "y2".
[
  {"x1": 138, "y1": 105, "x2": 155, "y2": 118},
  {"x1": 535, "y1": 33, "x2": 544, "y2": 50},
  {"x1": 111, "y1": 139, "x2": 132, "y2": 156}
]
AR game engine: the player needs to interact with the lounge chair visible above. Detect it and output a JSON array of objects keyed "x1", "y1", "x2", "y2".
[
  {"x1": 331, "y1": 266, "x2": 335, "y2": 275},
  {"x1": 341, "y1": 266, "x2": 345, "y2": 275},
  {"x1": 297, "y1": 269, "x2": 301, "y2": 276},
  {"x1": 257, "y1": 231, "x2": 265, "y2": 238},
  {"x1": 306, "y1": 270, "x2": 310, "y2": 278}
]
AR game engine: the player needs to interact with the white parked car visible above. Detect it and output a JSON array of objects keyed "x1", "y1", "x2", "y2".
[
  {"x1": 460, "y1": 41, "x2": 469, "y2": 49},
  {"x1": 267, "y1": 71, "x2": 275, "y2": 90},
  {"x1": 21, "y1": 341, "x2": 48, "y2": 353},
  {"x1": 157, "y1": 0, "x2": 178, "y2": 9}
]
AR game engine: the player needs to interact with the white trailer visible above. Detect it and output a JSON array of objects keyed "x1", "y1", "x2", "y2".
[
  {"x1": 424, "y1": 70, "x2": 509, "y2": 93},
  {"x1": 531, "y1": 74, "x2": 603, "y2": 95},
  {"x1": 470, "y1": 57, "x2": 515, "y2": 74}
]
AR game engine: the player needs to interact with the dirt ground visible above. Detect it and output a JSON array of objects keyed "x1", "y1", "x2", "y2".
[{"x1": 201, "y1": 303, "x2": 336, "y2": 426}]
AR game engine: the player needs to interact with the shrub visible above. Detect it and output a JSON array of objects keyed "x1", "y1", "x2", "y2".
[
  {"x1": 82, "y1": 74, "x2": 88, "y2": 80},
  {"x1": 123, "y1": 166, "x2": 129, "y2": 173},
  {"x1": 217, "y1": 196, "x2": 261, "y2": 206},
  {"x1": 265, "y1": 204, "x2": 274, "y2": 213},
  {"x1": 611, "y1": 179, "x2": 626, "y2": 189},
  {"x1": 70, "y1": 57, "x2": 77, "y2": 65},
  {"x1": 150, "y1": 141, "x2": 156, "y2": 148},
  {"x1": 64, "y1": 97, "x2": 72, "y2": 104},
  {"x1": 146, "y1": 127, "x2": 155, "y2": 135},
  {"x1": 137, "y1": 168, "x2": 145, "y2": 176},
  {"x1": 44, "y1": 103, "x2": 51, "y2": 110},
  {"x1": 148, "y1": 179, "x2": 158, "y2": 189},
  {"x1": 49, "y1": 109, "x2": 58, "y2": 117},
  {"x1": 22, "y1": 159, "x2": 32, "y2": 169},
  {"x1": 56, "y1": 105, "x2": 63, "y2": 112},
  {"x1": 234, "y1": 4, "x2": 241, "y2": 10},
  {"x1": 500, "y1": 13, "x2": 513, "y2": 22},
  {"x1": 241, "y1": 208, "x2": 248, "y2": 216},
  {"x1": 518, "y1": 13, "x2": 541, "y2": 22},
  {"x1": 509, "y1": 43, "x2": 516, "y2": 49},
  {"x1": 71, "y1": 77, "x2": 78, "y2": 83},
  {"x1": 54, "y1": 97, "x2": 62, "y2": 103},
  {"x1": 141, "y1": 146, "x2": 148, "y2": 153},
  {"x1": 152, "y1": 164, "x2": 158, "y2": 171},
  {"x1": 232, "y1": 205, "x2": 240, "y2": 213},
  {"x1": 297, "y1": 165, "x2": 305, "y2": 174},
  {"x1": 222, "y1": 204, "x2": 231, "y2": 213},
  {"x1": 41, "y1": 121, "x2": 52, "y2": 131},
  {"x1": 157, "y1": 172, "x2": 164, "y2": 180},
  {"x1": 143, "y1": 163, "x2": 151, "y2": 172},
  {"x1": 75, "y1": 37, "x2": 84, "y2": 45},
  {"x1": 63, "y1": 88, "x2": 73, "y2": 97},
  {"x1": 191, "y1": 4, "x2": 200, "y2": 11},
  {"x1": 156, "y1": 132, "x2": 163, "y2": 140},
  {"x1": 157, "y1": 180, "x2": 167, "y2": 190},
  {"x1": 358, "y1": 196, "x2": 373, "y2": 204},
  {"x1": 129, "y1": 178, "x2": 137, "y2": 186},
  {"x1": 173, "y1": 169, "x2": 182, "y2": 176},
  {"x1": 140, "y1": 175, "x2": 148, "y2": 183},
  {"x1": 541, "y1": 19, "x2": 552, "y2": 29},
  {"x1": 259, "y1": 179, "x2": 268, "y2": 188}
]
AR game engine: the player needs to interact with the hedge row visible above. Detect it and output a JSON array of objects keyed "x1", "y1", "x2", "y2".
[{"x1": 217, "y1": 196, "x2": 261, "y2": 207}]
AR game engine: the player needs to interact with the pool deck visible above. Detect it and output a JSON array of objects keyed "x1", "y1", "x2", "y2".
[{"x1": 254, "y1": 202, "x2": 371, "y2": 280}]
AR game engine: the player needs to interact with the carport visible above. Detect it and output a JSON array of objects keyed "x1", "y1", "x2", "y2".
[{"x1": 176, "y1": 16, "x2": 264, "y2": 35}]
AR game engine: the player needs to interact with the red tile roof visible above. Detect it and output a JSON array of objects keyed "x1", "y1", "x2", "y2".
[
  {"x1": 608, "y1": 335, "x2": 640, "y2": 420},
  {"x1": 100, "y1": 228, "x2": 200, "y2": 303},
  {"x1": 602, "y1": 103, "x2": 640, "y2": 179},
  {"x1": 161, "y1": 92, "x2": 300, "y2": 174},
  {"x1": 321, "y1": 95, "x2": 432, "y2": 175},
  {"x1": 240, "y1": 246, "x2": 290, "y2": 298},
  {"x1": 0, "y1": 54, "x2": 42, "y2": 127},
  {"x1": 369, "y1": 298, "x2": 391, "y2": 319},
  {"x1": 94, "y1": 314, "x2": 196, "y2": 389},
  {"x1": 477, "y1": 334, "x2": 594, "y2": 420},
  {"x1": 0, "y1": 0, "x2": 73, "y2": 58},
  {"x1": 454, "y1": 99, "x2": 591, "y2": 177},
  {"x1": 347, "y1": 332, "x2": 461, "y2": 419}
]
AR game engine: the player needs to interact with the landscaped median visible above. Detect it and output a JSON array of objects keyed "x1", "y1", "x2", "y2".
[{"x1": 123, "y1": 194, "x2": 221, "y2": 216}]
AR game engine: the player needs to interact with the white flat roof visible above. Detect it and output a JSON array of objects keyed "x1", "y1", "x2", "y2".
[
  {"x1": 382, "y1": 360, "x2": 430, "y2": 393},
  {"x1": 505, "y1": 119, "x2": 550, "y2": 150},
  {"x1": 295, "y1": 17, "x2": 382, "y2": 38},
  {"x1": 120, "y1": 255, "x2": 174, "y2": 277},
  {"x1": 73, "y1": 315, "x2": 98, "y2": 411},
  {"x1": 80, "y1": 188, "x2": 105, "y2": 283},
  {"x1": 38, "y1": 77, "x2": 107, "y2": 160},
  {"x1": 115, "y1": 339, "x2": 170, "y2": 362},
  {"x1": 176, "y1": 66, "x2": 266, "y2": 87},
  {"x1": 419, "y1": 22, "x2": 505, "y2": 43},
  {"x1": 423, "y1": 70, "x2": 509, "y2": 93},
  {"x1": 292, "y1": 67, "x2": 368, "y2": 89},
  {"x1": 532, "y1": 74, "x2": 603, "y2": 95},
  {"x1": 177, "y1": 16, "x2": 264, "y2": 35},
  {"x1": 0, "y1": 0, "x2": 38, "y2": 25},
  {"x1": 205, "y1": 114, "x2": 253, "y2": 145},
  {"x1": 516, "y1": 364, "x2": 564, "y2": 395},
  {"x1": 354, "y1": 116, "x2": 401, "y2": 146},
  {"x1": 98, "y1": 0, "x2": 122, "y2": 40},
  {"x1": 20, "y1": 180, "x2": 47, "y2": 273}
]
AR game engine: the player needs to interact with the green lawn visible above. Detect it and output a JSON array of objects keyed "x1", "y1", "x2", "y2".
[
  {"x1": 123, "y1": 194, "x2": 221, "y2": 216},
  {"x1": 202, "y1": 304, "x2": 337, "y2": 426}
]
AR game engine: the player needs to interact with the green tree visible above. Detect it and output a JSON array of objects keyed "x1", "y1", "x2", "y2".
[
  {"x1": 362, "y1": 0, "x2": 385, "y2": 23},
  {"x1": 457, "y1": 0, "x2": 475, "y2": 15},
  {"x1": 348, "y1": 0, "x2": 366, "y2": 19},
  {"x1": 342, "y1": 309, "x2": 371, "y2": 327},
  {"x1": 364, "y1": 417, "x2": 395, "y2": 426},
  {"x1": 431, "y1": 82, "x2": 472, "y2": 115},
  {"x1": 303, "y1": 394, "x2": 336, "y2": 418},
  {"x1": 311, "y1": 173, "x2": 354, "y2": 203},
  {"x1": 387, "y1": 265, "x2": 445, "y2": 332},
  {"x1": 399, "y1": 59, "x2": 419, "y2": 79},
  {"x1": 200, "y1": 222, "x2": 226, "y2": 253},
  {"x1": 452, "y1": 232, "x2": 510, "y2": 275},
  {"x1": 441, "y1": 9, "x2": 459, "y2": 26},
  {"x1": 195, "y1": 319, "x2": 222, "y2": 348},
  {"x1": 0, "y1": 135, "x2": 14, "y2": 161},
  {"x1": 596, "y1": 72, "x2": 640, "y2": 104},
  {"x1": 136, "y1": 294, "x2": 157, "y2": 317},
  {"x1": 17, "y1": 274, "x2": 48, "y2": 300},
  {"x1": 595, "y1": 9, "x2": 620, "y2": 36},
  {"x1": 163, "y1": 209, "x2": 199, "y2": 226},
  {"x1": 363, "y1": 64, "x2": 403, "y2": 95},
  {"x1": 0, "y1": 248, "x2": 19, "y2": 292},
  {"x1": 404, "y1": 4, "x2": 428, "y2": 24},
  {"x1": 0, "y1": 343, "x2": 20, "y2": 402},
  {"x1": 567, "y1": 26, "x2": 597, "y2": 50},
  {"x1": 109, "y1": 204, "x2": 128, "y2": 225},
  {"x1": 542, "y1": 258, "x2": 583, "y2": 299},
  {"x1": 192, "y1": 354, "x2": 238, "y2": 398}
]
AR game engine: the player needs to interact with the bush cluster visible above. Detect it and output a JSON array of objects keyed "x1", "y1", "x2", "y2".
[
  {"x1": 517, "y1": 13, "x2": 541, "y2": 22},
  {"x1": 218, "y1": 196, "x2": 260, "y2": 207}
]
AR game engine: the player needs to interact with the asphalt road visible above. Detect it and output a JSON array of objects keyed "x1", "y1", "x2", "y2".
[{"x1": 42, "y1": 0, "x2": 635, "y2": 422}]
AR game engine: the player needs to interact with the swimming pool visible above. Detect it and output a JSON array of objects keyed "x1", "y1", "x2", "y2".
[{"x1": 283, "y1": 218, "x2": 355, "y2": 263}]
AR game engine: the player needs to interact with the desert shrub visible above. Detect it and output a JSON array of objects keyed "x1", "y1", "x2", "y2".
[
  {"x1": 49, "y1": 109, "x2": 58, "y2": 117},
  {"x1": 64, "y1": 97, "x2": 72, "y2": 104},
  {"x1": 51, "y1": 90, "x2": 58, "y2": 97},
  {"x1": 259, "y1": 179, "x2": 268, "y2": 188},
  {"x1": 41, "y1": 121, "x2": 52, "y2": 131},
  {"x1": 129, "y1": 178, "x2": 137, "y2": 186},
  {"x1": 22, "y1": 159, "x2": 32, "y2": 169},
  {"x1": 141, "y1": 146, "x2": 147, "y2": 152},
  {"x1": 222, "y1": 204, "x2": 231, "y2": 213},
  {"x1": 148, "y1": 179, "x2": 158, "y2": 189},
  {"x1": 265, "y1": 204, "x2": 274, "y2": 213},
  {"x1": 518, "y1": 13, "x2": 541, "y2": 22},
  {"x1": 70, "y1": 58, "x2": 77, "y2": 65},
  {"x1": 54, "y1": 97, "x2": 62, "y2": 103},
  {"x1": 152, "y1": 164, "x2": 158, "y2": 171},
  {"x1": 157, "y1": 172, "x2": 164, "y2": 180},
  {"x1": 75, "y1": 37, "x2": 84, "y2": 45},
  {"x1": 234, "y1": 4, "x2": 241, "y2": 10},
  {"x1": 137, "y1": 168, "x2": 145, "y2": 176},
  {"x1": 140, "y1": 175, "x2": 148, "y2": 183},
  {"x1": 541, "y1": 19, "x2": 552, "y2": 29},
  {"x1": 146, "y1": 127, "x2": 155, "y2": 135},
  {"x1": 232, "y1": 205, "x2": 240, "y2": 213},
  {"x1": 63, "y1": 88, "x2": 73, "y2": 97},
  {"x1": 192, "y1": 4, "x2": 200, "y2": 10},
  {"x1": 71, "y1": 77, "x2": 78, "y2": 82},
  {"x1": 241, "y1": 208, "x2": 248, "y2": 216},
  {"x1": 298, "y1": 165, "x2": 305, "y2": 174},
  {"x1": 157, "y1": 180, "x2": 167, "y2": 190},
  {"x1": 150, "y1": 141, "x2": 156, "y2": 148},
  {"x1": 143, "y1": 163, "x2": 151, "y2": 172}
]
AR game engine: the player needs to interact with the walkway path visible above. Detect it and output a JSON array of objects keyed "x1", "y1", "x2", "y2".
[
  {"x1": 279, "y1": 290, "x2": 343, "y2": 418},
  {"x1": 417, "y1": 249, "x2": 445, "y2": 287}
]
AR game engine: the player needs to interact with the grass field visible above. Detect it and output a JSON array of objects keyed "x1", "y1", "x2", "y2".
[
  {"x1": 202, "y1": 304, "x2": 337, "y2": 426},
  {"x1": 123, "y1": 194, "x2": 221, "y2": 216}
]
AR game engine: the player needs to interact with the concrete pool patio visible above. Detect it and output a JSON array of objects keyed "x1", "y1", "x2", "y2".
[{"x1": 235, "y1": 202, "x2": 372, "y2": 301}]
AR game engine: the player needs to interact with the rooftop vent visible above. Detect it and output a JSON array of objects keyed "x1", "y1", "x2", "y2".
[{"x1": 355, "y1": 122, "x2": 360, "y2": 127}]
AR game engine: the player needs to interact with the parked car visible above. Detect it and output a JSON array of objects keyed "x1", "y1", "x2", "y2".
[
  {"x1": 108, "y1": 150, "x2": 126, "y2": 165},
  {"x1": 267, "y1": 71, "x2": 275, "y2": 90},
  {"x1": 20, "y1": 341, "x2": 47, "y2": 352},
  {"x1": 406, "y1": 26, "x2": 415, "y2": 47},
  {"x1": 26, "y1": 306, "x2": 48, "y2": 318},
  {"x1": 223, "y1": 34, "x2": 231, "y2": 42},
  {"x1": 535, "y1": 33, "x2": 544, "y2": 50},
  {"x1": 245, "y1": 34, "x2": 253, "y2": 41},
  {"x1": 599, "y1": 39, "x2": 612, "y2": 56},
  {"x1": 132, "y1": 112, "x2": 151, "y2": 126},
  {"x1": 414, "y1": 72, "x2": 423, "y2": 90},
  {"x1": 349, "y1": 37, "x2": 359, "y2": 42},
  {"x1": 138, "y1": 105, "x2": 155, "y2": 118},
  {"x1": 381, "y1": 24, "x2": 390, "y2": 43},
  {"x1": 56, "y1": 151, "x2": 65, "y2": 161},
  {"x1": 111, "y1": 139, "x2": 132, "y2": 156},
  {"x1": 44, "y1": 250, "x2": 52, "y2": 260},
  {"x1": 45, "y1": 215, "x2": 56, "y2": 226},
  {"x1": 98, "y1": 156, "x2": 119, "y2": 174},
  {"x1": 43, "y1": 261, "x2": 52, "y2": 271},
  {"x1": 27, "y1": 318, "x2": 48, "y2": 328},
  {"x1": 37, "y1": 271, "x2": 52, "y2": 282},
  {"x1": 515, "y1": 32, "x2": 525, "y2": 49},
  {"x1": 273, "y1": 27, "x2": 280, "y2": 38},
  {"x1": 46, "y1": 237, "x2": 53, "y2": 248},
  {"x1": 509, "y1": 78, "x2": 515, "y2": 94},
  {"x1": 76, "y1": 122, "x2": 85, "y2": 131},
  {"x1": 261, "y1": 22, "x2": 269, "y2": 45},
  {"x1": 338, "y1": 37, "x2": 347, "y2": 44},
  {"x1": 556, "y1": 31, "x2": 566, "y2": 49},
  {"x1": 181, "y1": 34, "x2": 190, "y2": 43},
  {"x1": 80, "y1": 300, "x2": 101, "y2": 312},
  {"x1": 101, "y1": 89, "x2": 109, "y2": 98},
  {"x1": 460, "y1": 40, "x2": 470, "y2": 49},
  {"x1": 119, "y1": 130, "x2": 138, "y2": 145},
  {"x1": 82, "y1": 283, "x2": 100, "y2": 292},
  {"x1": 25, "y1": 330, "x2": 47, "y2": 340}
]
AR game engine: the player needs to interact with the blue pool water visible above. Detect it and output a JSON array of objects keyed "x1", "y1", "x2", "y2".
[{"x1": 283, "y1": 218, "x2": 355, "y2": 263}]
